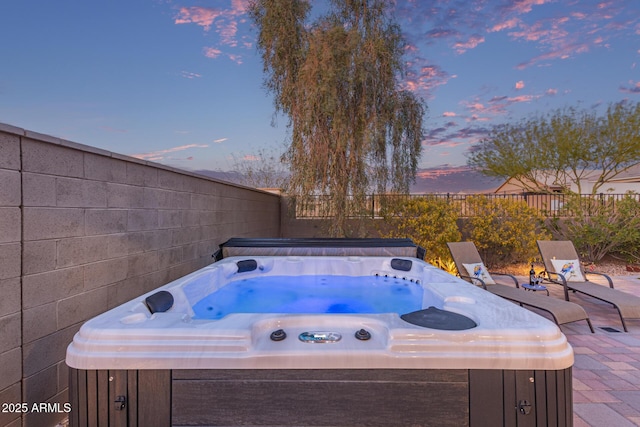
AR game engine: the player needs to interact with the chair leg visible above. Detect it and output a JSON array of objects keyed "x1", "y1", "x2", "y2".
[
  {"x1": 618, "y1": 312, "x2": 629, "y2": 332},
  {"x1": 586, "y1": 318, "x2": 595, "y2": 333}
]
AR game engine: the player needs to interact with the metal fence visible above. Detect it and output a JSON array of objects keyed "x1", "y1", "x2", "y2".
[{"x1": 293, "y1": 193, "x2": 640, "y2": 218}]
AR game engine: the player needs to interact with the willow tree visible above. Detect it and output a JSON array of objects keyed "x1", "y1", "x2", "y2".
[{"x1": 249, "y1": 0, "x2": 425, "y2": 236}]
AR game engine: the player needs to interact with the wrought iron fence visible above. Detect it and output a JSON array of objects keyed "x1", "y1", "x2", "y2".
[{"x1": 292, "y1": 192, "x2": 640, "y2": 218}]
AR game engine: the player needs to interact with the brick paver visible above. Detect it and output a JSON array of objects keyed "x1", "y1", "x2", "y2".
[{"x1": 518, "y1": 274, "x2": 640, "y2": 426}]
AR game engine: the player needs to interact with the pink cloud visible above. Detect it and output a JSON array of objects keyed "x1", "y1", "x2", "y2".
[
  {"x1": 404, "y1": 43, "x2": 418, "y2": 54},
  {"x1": 203, "y1": 47, "x2": 222, "y2": 59},
  {"x1": 516, "y1": 41, "x2": 590, "y2": 69},
  {"x1": 416, "y1": 165, "x2": 472, "y2": 179},
  {"x1": 504, "y1": 2, "x2": 637, "y2": 69},
  {"x1": 597, "y1": 1, "x2": 612, "y2": 10},
  {"x1": 131, "y1": 144, "x2": 209, "y2": 161},
  {"x1": 175, "y1": 0, "x2": 251, "y2": 60},
  {"x1": 174, "y1": 7, "x2": 223, "y2": 31},
  {"x1": 464, "y1": 102, "x2": 486, "y2": 113},
  {"x1": 508, "y1": 17, "x2": 569, "y2": 44},
  {"x1": 504, "y1": 0, "x2": 553, "y2": 15},
  {"x1": 231, "y1": 0, "x2": 249, "y2": 14},
  {"x1": 459, "y1": 92, "x2": 543, "y2": 119},
  {"x1": 620, "y1": 81, "x2": 640, "y2": 94},
  {"x1": 443, "y1": 112, "x2": 457, "y2": 117},
  {"x1": 403, "y1": 62, "x2": 454, "y2": 97},
  {"x1": 546, "y1": 88, "x2": 558, "y2": 95},
  {"x1": 202, "y1": 48, "x2": 243, "y2": 64},
  {"x1": 489, "y1": 17, "x2": 520, "y2": 32},
  {"x1": 509, "y1": 95, "x2": 538, "y2": 103},
  {"x1": 468, "y1": 114, "x2": 491, "y2": 122},
  {"x1": 454, "y1": 34, "x2": 485, "y2": 54},
  {"x1": 218, "y1": 20, "x2": 238, "y2": 46},
  {"x1": 486, "y1": 95, "x2": 541, "y2": 113},
  {"x1": 420, "y1": 65, "x2": 445, "y2": 78},
  {"x1": 227, "y1": 53, "x2": 243, "y2": 65},
  {"x1": 515, "y1": 80, "x2": 525, "y2": 90}
]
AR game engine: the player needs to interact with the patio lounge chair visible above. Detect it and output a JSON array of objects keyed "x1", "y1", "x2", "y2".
[
  {"x1": 447, "y1": 241, "x2": 594, "y2": 332},
  {"x1": 537, "y1": 240, "x2": 640, "y2": 332}
]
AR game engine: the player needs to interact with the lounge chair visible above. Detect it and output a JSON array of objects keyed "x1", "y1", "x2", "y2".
[
  {"x1": 537, "y1": 240, "x2": 640, "y2": 332},
  {"x1": 447, "y1": 241, "x2": 594, "y2": 332}
]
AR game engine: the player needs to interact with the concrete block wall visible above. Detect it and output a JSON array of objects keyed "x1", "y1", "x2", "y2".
[
  {"x1": 0, "y1": 123, "x2": 281, "y2": 427},
  {"x1": 0, "y1": 126, "x2": 23, "y2": 427}
]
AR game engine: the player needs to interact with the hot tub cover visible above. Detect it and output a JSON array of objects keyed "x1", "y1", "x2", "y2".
[{"x1": 216, "y1": 237, "x2": 426, "y2": 260}]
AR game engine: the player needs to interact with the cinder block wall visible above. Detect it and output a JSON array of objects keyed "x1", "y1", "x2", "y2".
[
  {"x1": 0, "y1": 123, "x2": 281, "y2": 427},
  {"x1": 0, "y1": 126, "x2": 23, "y2": 427}
]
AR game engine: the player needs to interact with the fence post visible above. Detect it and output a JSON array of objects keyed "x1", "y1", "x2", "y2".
[{"x1": 371, "y1": 194, "x2": 375, "y2": 218}]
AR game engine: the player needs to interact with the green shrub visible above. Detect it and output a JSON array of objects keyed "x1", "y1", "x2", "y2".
[
  {"x1": 464, "y1": 196, "x2": 551, "y2": 266},
  {"x1": 549, "y1": 192, "x2": 640, "y2": 263},
  {"x1": 614, "y1": 195, "x2": 640, "y2": 263},
  {"x1": 379, "y1": 196, "x2": 461, "y2": 261}
]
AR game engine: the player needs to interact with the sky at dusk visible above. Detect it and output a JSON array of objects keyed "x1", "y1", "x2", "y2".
[{"x1": 1, "y1": 0, "x2": 639, "y2": 190}]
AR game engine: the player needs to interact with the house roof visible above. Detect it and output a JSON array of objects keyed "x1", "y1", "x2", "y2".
[{"x1": 493, "y1": 165, "x2": 640, "y2": 194}]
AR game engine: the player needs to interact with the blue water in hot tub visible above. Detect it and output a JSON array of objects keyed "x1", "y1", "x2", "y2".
[{"x1": 191, "y1": 275, "x2": 425, "y2": 320}]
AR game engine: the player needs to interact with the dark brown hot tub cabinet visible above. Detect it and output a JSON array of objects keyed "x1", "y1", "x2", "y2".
[{"x1": 69, "y1": 367, "x2": 573, "y2": 427}]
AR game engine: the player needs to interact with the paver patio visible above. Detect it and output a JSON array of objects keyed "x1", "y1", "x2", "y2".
[{"x1": 522, "y1": 273, "x2": 640, "y2": 426}]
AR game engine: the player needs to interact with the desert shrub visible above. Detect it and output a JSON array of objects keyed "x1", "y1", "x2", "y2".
[
  {"x1": 614, "y1": 195, "x2": 640, "y2": 263},
  {"x1": 430, "y1": 256, "x2": 458, "y2": 275},
  {"x1": 464, "y1": 196, "x2": 551, "y2": 266},
  {"x1": 379, "y1": 196, "x2": 461, "y2": 261},
  {"x1": 549, "y1": 192, "x2": 640, "y2": 263}
]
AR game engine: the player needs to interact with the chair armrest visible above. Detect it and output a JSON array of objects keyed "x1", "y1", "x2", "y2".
[
  {"x1": 458, "y1": 274, "x2": 487, "y2": 290},
  {"x1": 544, "y1": 271, "x2": 570, "y2": 301},
  {"x1": 585, "y1": 271, "x2": 614, "y2": 288},
  {"x1": 489, "y1": 271, "x2": 519, "y2": 287},
  {"x1": 545, "y1": 270, "x2": 565, "y2": 283}
]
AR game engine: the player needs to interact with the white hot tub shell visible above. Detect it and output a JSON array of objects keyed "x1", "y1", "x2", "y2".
[
  {"x1": 67, "y1": 254, "x2": 574, "y2": 427},
  {"x1": 67, "y1": 255, "x2": 573, "y2": 371}
]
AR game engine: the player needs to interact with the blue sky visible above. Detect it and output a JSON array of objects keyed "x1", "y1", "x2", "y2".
[{"x1": 1, "y1": 0, "x2": 639, "y2": 182}]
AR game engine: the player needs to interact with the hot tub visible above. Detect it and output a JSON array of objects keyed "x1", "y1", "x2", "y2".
[{"x1": 67, "y1": 243, "x2": 574, "y2": 426}]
